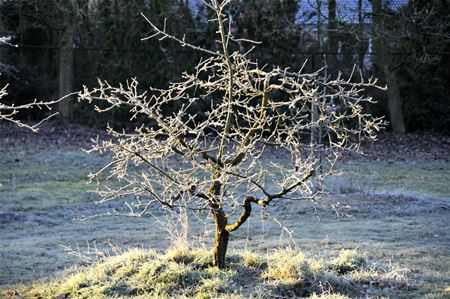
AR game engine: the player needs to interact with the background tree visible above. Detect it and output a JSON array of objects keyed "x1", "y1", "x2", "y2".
[
  {"x1": 227, "y1": 0, "x2": 300, "y2": 67},
  {"x1": 371, "y1": 0, "x2": 405, "y2": 133},
  {"x1": 88, "y1": 0, "x2": 197, "y2": 87},
  {"x1": 0, "y1": 0, "x2": 87, "y2": 122},
  {"x1": 1, "y1": 32, "x2": 67, "y2": 130},
  {"x1": 0, "y1": 0, "x2": 199, "y2": 126},
  {"x1": 79, "y1": 0, "x2": 384, "y2": 268},
  {"x1": 1, "y1": 0, "x2": 448, "y2": 133},
  {"x1": 371, "y1": 0, "x2": 450, "y2": 132}
]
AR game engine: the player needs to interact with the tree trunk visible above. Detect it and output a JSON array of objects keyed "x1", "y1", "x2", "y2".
[
  {"x1": 384, "y1": 66, "x2": 405, "y2": 133},
  {"x1": 57, "y1": 23, "x2": 74, "y2": 122},
  {"x1": 371, "y1": 0, "x2": 406, "y2": 133},
  {"x1": 212, "y1": 208, "x2": 229, "y2": 269}
]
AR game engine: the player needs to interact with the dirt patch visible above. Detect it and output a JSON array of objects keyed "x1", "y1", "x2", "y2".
[{"x1": 348, "y1": 132, "x2": 450, "y2": 162}]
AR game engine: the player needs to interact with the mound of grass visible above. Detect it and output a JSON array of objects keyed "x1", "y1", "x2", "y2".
[
  {"x1": 3, "y1": 248, "x2": 411, "y2": 299},
  {"x1": 330, "y1": 250, "x2": 366, "y2": 275}
]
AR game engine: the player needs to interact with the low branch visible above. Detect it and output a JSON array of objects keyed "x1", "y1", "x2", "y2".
[
  {"x1": 225, "y1": 170, "x2": 314, "y2": 232},
  {"x1": 225, "y1": 196, "x2": 261, "y2": 232},
  {"x1": 268, "y1": 170, "x2": 315, "y2": 201},
  {"x1": 0, "y1": 90, "x2": 76, "y2": 132}
]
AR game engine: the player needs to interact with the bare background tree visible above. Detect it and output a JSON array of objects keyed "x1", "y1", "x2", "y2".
[
  {"x1": 2, "y1": 0, "x2": 448, "y2": 133},
  {"x1": 79, "y1": 0, "x2": 384, "y2": 268}
]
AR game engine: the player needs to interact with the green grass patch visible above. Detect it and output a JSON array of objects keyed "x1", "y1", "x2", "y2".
[{"x1": 331, "y1": 161, "x2": 450, "y2": 198}]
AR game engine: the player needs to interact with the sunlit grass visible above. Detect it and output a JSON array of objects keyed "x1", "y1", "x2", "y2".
[{"x1": 1, "y1": 247, "x2": 414, "y2": 299}]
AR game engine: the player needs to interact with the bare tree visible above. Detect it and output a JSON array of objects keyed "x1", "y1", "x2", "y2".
[{"x1": 79, "y1": 0, "x2": 385, "y2": 268}]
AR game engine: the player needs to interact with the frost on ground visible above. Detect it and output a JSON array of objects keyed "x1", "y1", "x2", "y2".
[{"x1": 0, "y1": 123, "x2": 449, "y2": 298}]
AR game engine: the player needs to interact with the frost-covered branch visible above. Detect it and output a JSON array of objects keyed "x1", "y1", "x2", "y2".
[
  {"x1": 0, "y1": 83, "x2": 74, "y2": 132},
  {"x1": 1, "y1": 34, "x2": 70, "y2": 131}
]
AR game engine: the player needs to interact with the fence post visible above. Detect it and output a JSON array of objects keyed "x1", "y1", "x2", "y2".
[{"x1": 57, "y1": 25, "x2": 74, "y2": 122}]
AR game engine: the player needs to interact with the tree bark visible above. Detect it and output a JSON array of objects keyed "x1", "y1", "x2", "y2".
[
  {"x1": 209, "y1": 179, "x2": 229, "y2": 269},
  {"x1": 212, "y1": 208, "x2": 229, "y2": 269}
]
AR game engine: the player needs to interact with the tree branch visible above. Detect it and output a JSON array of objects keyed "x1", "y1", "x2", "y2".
[
  {"x1": 225, "y1": 196, "x2": 261, "y2": 232},
  {"x1": 216, "y1": 1, "x2": 235, "y2": 164},
  {"x1": 225, "y1": 169, "x2": 314, "y2": 232},
  {"x1": 141, "y1": 13, "x2": 220, "y2": 57},
  {"x1": 267, "y1": 170, "x2": 315, "y2": 201},
  {"x1": 227, "y1": 76, "x2": 269, "y2": 166}
]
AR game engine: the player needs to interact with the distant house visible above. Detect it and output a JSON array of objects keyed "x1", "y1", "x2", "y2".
[
  {"x1": 296, "y1": 0, "x2": 408, "y2": 25},
  {"x1": 187, "y1": 0, "x2": 410, "y2": 71},
  {"x1": 290, "y1": 0, "x2": 409, "y2": 70},
  {"x1": 188, "y1": 0, "x2": 409, "y2": 25}
]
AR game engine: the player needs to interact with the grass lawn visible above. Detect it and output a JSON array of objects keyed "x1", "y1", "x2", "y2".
[{"x1": 0, "y1": 128, "x2": 449, "y2": 298}]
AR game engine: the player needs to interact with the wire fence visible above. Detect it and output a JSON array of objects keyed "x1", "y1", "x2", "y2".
[
  {"x1": 1, "y1": 43, "x2": 448, "y2": 130},
  {"x1": 0, "y1": 42, "x2": 396, "y2": 85},
  {"x1": 0, "y1": 42, "x2": 409, "y2": 110}
]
